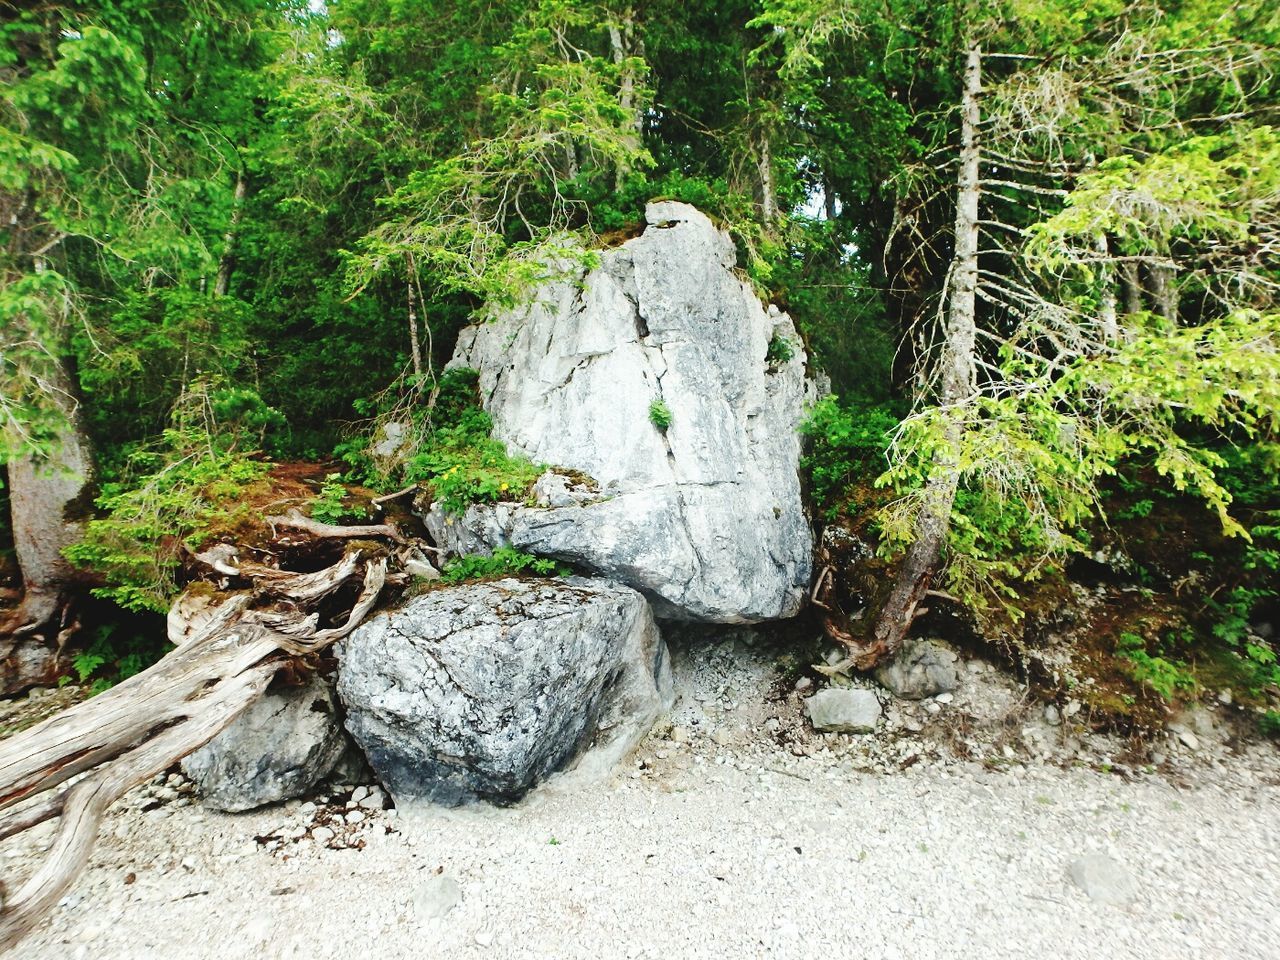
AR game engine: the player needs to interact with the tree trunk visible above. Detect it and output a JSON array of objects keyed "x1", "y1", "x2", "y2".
[
  {"x1": 406, "y1": 254, "x2": 423, "y2": 380},
  {"x1": 1, "y1": 358, "x2": 95, "y2": 693},
  {"x1": 1095, "y1": 234, "x2": 1118, "y2": 343},
  {"x1": 213, "y1": 172, "x2": 247, "y2": 298},
  {"x1": 858, "y1": 43, "x2": 982, "y2": 669},
  {"x1": 608, "y1": 8, "x2": 642, "y2": 192},
  {"x1": 1119, "y1": 259, "x2": 1142, "y2": 317},
  {"x1": 755, "y1": 126, "x2": 778, "y2": 225},
  {"x1": 1144, "y1": 261, "x2": 1178, "y2": 320}
]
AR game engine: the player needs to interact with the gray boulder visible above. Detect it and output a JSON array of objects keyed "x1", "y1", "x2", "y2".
[
  {"x1": 337, "y1": 577, "x2": 673, "y2": 806},
  {"x1": 182, "y1": 674, "x2": 347, "y2": 812},
  {"x1": 874, "y1": 639, "x2": 959, "y2": 700},
  {"x1": 805, "y1": 688, "x2": 882, "y2": 733},
  {"x1": 429, "y1": 201, "x2": 813, "y2": 623}
]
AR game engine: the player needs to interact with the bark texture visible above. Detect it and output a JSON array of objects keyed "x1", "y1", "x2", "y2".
[{"x1": 1, "y1": 359, "x2": 95, "y2": 693}]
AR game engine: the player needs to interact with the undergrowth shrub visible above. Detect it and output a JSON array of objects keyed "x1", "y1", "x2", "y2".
[
  {"x1": 648, "y1": 399, "x2": 673, "y2": 431},
  {"x1": 64, "y1": 619, "x2": 169, "y2": 695},
  {"x1": 309, "y1": 472, "x2": 363, "y2": 524},
  {"x1": 1115, "y1": 630, "x2": 1198, "y2": 702},
  {"x1": 343, "y1": 367, "x2": 546, "y2": 515},
  {"x1": 799, "y1": 395, "x2": 897, "y2": 519},
  {"x1": 65, "y1": 432, "x2": 269, "y2": 613}
]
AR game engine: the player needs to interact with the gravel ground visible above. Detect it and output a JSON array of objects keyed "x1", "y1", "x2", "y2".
[{"x1": 8, "y1": 633, "x2": 1280, "y2": 960}]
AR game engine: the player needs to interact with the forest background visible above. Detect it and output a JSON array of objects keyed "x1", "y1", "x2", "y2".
[{"x1": 2, "y1": 0, "x2": 1278, "y2": 729}]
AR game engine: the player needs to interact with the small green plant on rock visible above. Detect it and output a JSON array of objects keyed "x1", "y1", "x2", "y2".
[
  {"x1": 766, "y1": 334, "x2": 795, "y2": 365},
  {"x1": 649, "y1": 399, "x2": 673, "y2": 431},
  {"x1": 441, "y1": 547, "x2": 569, "y2": 583}
]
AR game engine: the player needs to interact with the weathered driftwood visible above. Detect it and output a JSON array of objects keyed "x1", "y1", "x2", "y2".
[{"x1": 0, "y1": 524, "x2": 399, "y2": 951}]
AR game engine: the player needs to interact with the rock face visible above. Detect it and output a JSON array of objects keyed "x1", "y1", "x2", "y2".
[
  {"x1": 874, "y1": 639, "x2": 960, "y2": 700},
  {"x1": 182, "y1": 675, "x2": 347, "y2": 812},
  {"x1": 805, "y1": 688, "x2": 882, "y2": 733},
  {"x1": 431, "y1": 201, "x2": 813, "y2": 623},
  {"x1": 337, "y1": 577, "x2": 672, "y2": 806}
]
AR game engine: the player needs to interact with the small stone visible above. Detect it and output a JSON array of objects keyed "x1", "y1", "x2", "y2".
[
  {"x1": 934, "y1": 692, "x2": 953, "y2": 705},
  {"x1": 475, "y1": 931, "x2": 494, "y2": 947},
  {"x1": 180, "y1": 857, "x2": 196, "y2": 872},
  {"x1": 711, "y1": 729, "x2": 731, "y2": 747},
  {"x1": 794, "y1": 676, "x2": 813, "y2": 693},
  {"x1": 299, "y1": 802, "x2": 317, "y2": 816},
  {"x1": 1063, "y1": 700, "x2": 1082, "y2": 718},
  {"x1": 346, "y1": 810, "x2": 366, "y2": 825},
  {"x1": 1217, "y1": 688, "x2": 1233, "y2": 706},
  {"x1": 351, "y1": 785, "x2": 369, "y2": 803},
  {"x1": 359, "y1": 788, "x2": 385, "y2": 811},
  {"x1": 1043, "y1": 704, "x2": 1061, "y2": 725},
  {"x1": 1069, "y1": 853, "x2": 1138, "y2": 905},
  {"x1": 414, "y1": 874, "x2": 462, "y2": 919},
  {"x1": 312, "y1": 827, "x2": 335, "y2": 844},
  {"x1": 670, "y1": 726, "x2": 690, "y2": 744},
  {"x1": 804, "y1": 689, "x2": 881, "y2": 734},
  {"x1": 874, "y1": 639, "x2": 958, "y2": 700},
  {"x1": 1173, "y1": 728, "x2": 1199, "y2": 751}
]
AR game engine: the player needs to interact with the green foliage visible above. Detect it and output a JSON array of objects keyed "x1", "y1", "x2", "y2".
[
  {"x1": 799, "y1": 396, "x2": 898, "y2": 518},
  {"x1": 766, "y1": 334, "x2": 795, "y2": 365},
  {"x1": 67, "y1": 620, "x2": 168, "y2": 694},
  {"x1": 441, "y1": 546, "x2": 570, "y2": 584},
  {"x1": 1115, "y1": 631, "x2": 1198, "y2": 702},
  {"x1": 648, "y1": 399, "x2": 673, "y2": 432},
  {"x1": 344, "y1": 0, "x2": 654, "y2": 307},
  {"x1": 396, "y1": 371, "x2": 545, "y2": 515},
  {"x1": 309, "y1": 473, "x2": 358, "y2": 524},
  {"x1": 65, "y1": 424, "x2": 270, "y2": 612},
  {"x1": 408, "y1": 412, "x2": 544, "y2": 516},
  {"x1": 1261, "y1": 711, "x2": 1280, "y2": 738}
]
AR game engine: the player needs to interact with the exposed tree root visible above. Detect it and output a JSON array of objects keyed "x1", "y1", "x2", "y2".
[{"x1": 0, "y1": 516, "x2": 405, "y2": 951}]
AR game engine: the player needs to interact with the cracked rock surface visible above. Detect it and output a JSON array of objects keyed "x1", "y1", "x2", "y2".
[
  {"x1": 336, "y1": 577, "x2": 672, "y2": 806},
  {"x1": 433, "y1": 201, "x2": 813, "y2": 623}
]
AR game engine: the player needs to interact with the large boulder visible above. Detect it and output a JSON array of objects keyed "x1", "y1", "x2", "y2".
[
  {"x1": 182, "y1": 674, "x2": 347, "y2": 812},
  {"x1": 336, "y1": 577, "x2": 672, "y2": 806},
  {"x1": 429, "y1": 201, "x2": 813, "y2": 623}
]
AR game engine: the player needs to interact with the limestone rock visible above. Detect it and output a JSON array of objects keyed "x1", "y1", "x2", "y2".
[
  {"x1": 415, "y1": 875, "x2": 462, "y2": 920},
  {"x1": 430, "y1": 201, "x2": 813, "y2": 623},
  {"x1": 182, "y1": 675, "x2": 347, "y2": 812},
  {"x1": 1069, "y1": 853, "x2": 1138, "y2": 905},
  {"x1": 874, "y1": 639, "x2": 960, "y2": 700},
  {"x1": 337, "y1": 577, "x2": 673, "y2": 806},
  {"x1": 805, "y1": 688, "x2": 882, "y2": 733}
]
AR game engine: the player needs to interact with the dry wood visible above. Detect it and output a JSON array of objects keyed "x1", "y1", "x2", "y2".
[
  {"x1": 266, "y1": 508, "x2": 407, "y2": 544},
  {"x1": 0, "y1": 513, "x2": 407, "y2": 950},
  {"x1": 370, "y1": 483, "x2": 419, "y2": 508}
]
